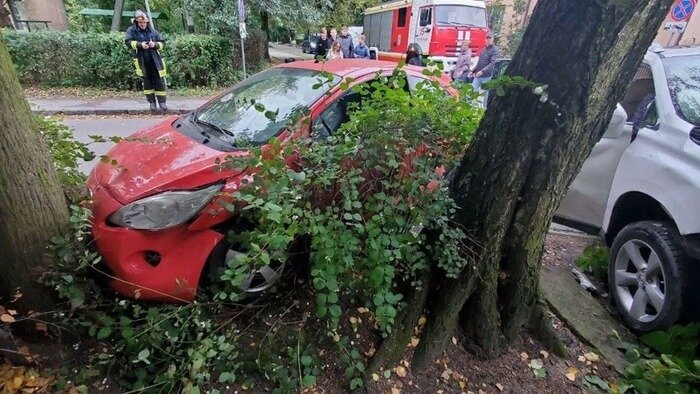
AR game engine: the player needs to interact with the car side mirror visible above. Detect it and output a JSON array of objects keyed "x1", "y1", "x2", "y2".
[{"x1": 602, "y1": 104, "x2": 627, "y2": 139}]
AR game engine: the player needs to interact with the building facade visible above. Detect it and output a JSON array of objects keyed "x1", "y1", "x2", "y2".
[{"x1": 3, "y1": 0, "x2": 69, "y2": 31}]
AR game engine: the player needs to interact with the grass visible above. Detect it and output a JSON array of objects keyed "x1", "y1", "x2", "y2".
[{"x1": 24, "y1": 85, "x2": 222, "y2": 99}]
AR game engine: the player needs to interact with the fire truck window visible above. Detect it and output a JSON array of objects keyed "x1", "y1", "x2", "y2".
[
  {"x1": 419, "y1": 8, "x2": 432, "y2": 27},
  {"x1": 398, "y1": 8, "x2": 408, "y2": 27}
]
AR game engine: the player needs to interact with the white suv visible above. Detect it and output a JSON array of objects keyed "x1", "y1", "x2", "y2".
[{"x1": 555, "y1": 45, "x2": 700, "y2": 332}]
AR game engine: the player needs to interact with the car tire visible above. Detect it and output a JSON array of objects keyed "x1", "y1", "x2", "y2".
[{"x1": 608, "y1": 221, "x2": 690, "y2": 332}]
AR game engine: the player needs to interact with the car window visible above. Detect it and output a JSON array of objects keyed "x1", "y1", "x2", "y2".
[
  {"x1": 195, "y1": 68, "x2": 339, "y2": 146},
  {"x1": 620, "y1": 65, "x2": 655, "y2": 122},
  {"x1": 312, "y1": 91, "x2": 364, "y2": 139},
  {"x1": 643, "y1": 101, "x2": 659, "y2": 127},
  {"x1": 664, "y1": 54, "x2": 700, "y2": 126}
]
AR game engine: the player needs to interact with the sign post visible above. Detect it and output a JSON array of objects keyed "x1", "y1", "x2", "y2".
[
  {"x1": 144, "y1": 0, "x2": 155, "y2": 30},
  {"x1": 238, "y1": 0, "x2": 247, "y2": 78}
]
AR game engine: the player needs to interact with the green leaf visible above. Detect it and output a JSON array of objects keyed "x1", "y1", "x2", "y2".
[
  {"x1": 302, "y1": 375, "x2": 317, "y2": 387},
  {"x1": 301, "y1": 355, "x2": 313, "y2": 366},
  {"x1": 96, "y1": 326, "x2": 112, "y2": 340}
]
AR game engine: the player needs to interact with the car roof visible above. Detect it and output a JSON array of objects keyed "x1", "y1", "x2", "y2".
[{"x1": 278, "y1": 59, "x2": 427, "y2": 79}]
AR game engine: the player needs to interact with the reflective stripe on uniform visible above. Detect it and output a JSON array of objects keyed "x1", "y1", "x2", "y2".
[
  {"x1": 157, "y1": 42, "x2": 164, "y2": 50},
  {"x1": 130, "y1": 40, "x2": 138, "y2": 50},
  {"x1": 143, "y1": 89, "x2": 155, "y2": 95},
  {"x1": 133, "y1": 59, "x2": 143, "y2": 77},
  {"x1": 155, "y1": 91, "x2": 166, "y2": 96},
  {"x1": 158, "y1": 59, "x2": 168, "y2": 78}
]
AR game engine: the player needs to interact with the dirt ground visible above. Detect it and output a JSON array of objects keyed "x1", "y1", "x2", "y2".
[{"x1": 2, "y1": 232, "x2": 622, "y2": 393}]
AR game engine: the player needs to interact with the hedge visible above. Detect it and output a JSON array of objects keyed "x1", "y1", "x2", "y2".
[{"x1": 3, "y1": 30, "x2": 267, "y2": 89}]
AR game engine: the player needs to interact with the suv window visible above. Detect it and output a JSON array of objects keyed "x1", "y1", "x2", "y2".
[{"x1": 620, "y1": 65, "x2": 655, "y2": 122}]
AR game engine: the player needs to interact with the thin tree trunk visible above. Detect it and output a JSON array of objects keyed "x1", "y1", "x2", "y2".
[
  {"x1": 410, "y1": 0, "x2": 676, "y2": 368},
  {"x1": 0, "y1": 33, "x2": 69, "y2": 312},
  {"x1": 261, "y1": 10, "x2": 271, "y2": 60},
  {"x1": 110, "y1": 0, "x2": 125, "y2": 32}
]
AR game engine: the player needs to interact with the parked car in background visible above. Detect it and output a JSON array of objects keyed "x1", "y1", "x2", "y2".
[
  {"x1": 87, "y1": 60, "x2": 454, "y2": 302},
  {"x1": 302, "y1": 34, "x2": 320, "y2": 54},
  {"x1": 555, "y1": 45, "x2": 700, "y2": 332}
]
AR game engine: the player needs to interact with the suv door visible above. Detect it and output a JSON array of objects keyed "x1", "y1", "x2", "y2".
[{"x1": 555, "y1": 65, "x2": 654, "y2": 233}]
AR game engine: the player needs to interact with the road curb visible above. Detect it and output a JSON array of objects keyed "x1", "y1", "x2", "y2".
[{"x1": 32, "y1": 109, "x2": 193, "y2": 116}]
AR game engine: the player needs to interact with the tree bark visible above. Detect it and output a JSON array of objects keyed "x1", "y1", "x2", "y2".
[
  {"x1": 409, "y1": 0, "x2": 676, "y2": 368},
  {"x1": 110, "y1": 0, "x2": 125, "y2": 32},
  {"x1": 0, "y1": 33, "x2": 69, "y2": 312},
  {"x1": 261, "y1": 10, "x2": 271, "y2": 61}
]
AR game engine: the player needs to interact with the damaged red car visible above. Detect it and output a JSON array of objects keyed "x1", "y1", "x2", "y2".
[{"x1": 87, "y1": 59, "x2": 453, "y2": 302}]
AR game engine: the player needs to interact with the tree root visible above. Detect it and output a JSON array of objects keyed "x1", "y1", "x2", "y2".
[
  {"x1": 367, "y1": 270, "x2": 431, "y2": 376},
  {"x1": 527, "y1": 302, "x2": 567, "y2": 358}
]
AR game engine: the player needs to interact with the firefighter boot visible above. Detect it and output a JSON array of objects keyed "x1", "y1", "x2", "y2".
[
  {"x1": 158, "y1": 96, "x2": 168, "y2": 111},
  {"x1": 149, "y1": 102, "x2": 157, "y2": 112}
]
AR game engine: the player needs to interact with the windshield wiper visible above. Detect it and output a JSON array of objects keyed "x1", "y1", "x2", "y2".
[{"x1": 192, "y1": 113, "x2": 235, "y2": 137}]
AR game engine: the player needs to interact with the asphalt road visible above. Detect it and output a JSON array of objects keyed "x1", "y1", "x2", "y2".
[
  {"x1": 61, "y1": 115, "x2": 168, "y2": 174},
  {"x1": 268, "y1": 42, "x2": 314, "y2": 60}
]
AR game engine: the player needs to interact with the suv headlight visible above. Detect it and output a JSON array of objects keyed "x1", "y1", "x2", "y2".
[{"x1": 109, "y1": 184, "x2": 222, "y2": 230}]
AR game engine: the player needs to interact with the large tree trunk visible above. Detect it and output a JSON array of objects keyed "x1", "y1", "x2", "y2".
[
  {"x1": 372, "y1": 0, "x2": 676, "y2": 371},
  {"x1": 0, "y1": 33, "x2": 69, "y2": 312},
  {"x1": 110, "y1": 0, "x2": 125, "y2": 32}
]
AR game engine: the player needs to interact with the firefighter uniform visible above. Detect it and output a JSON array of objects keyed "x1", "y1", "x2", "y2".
[{"x1": 124, "y1": 12, "x2": 168, "y2": 110}]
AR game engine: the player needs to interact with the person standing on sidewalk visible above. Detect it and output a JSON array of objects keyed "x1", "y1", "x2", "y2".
[
  {"x1": 315, "y1": 27, "x2": 330, "y2": 60},
  {"x1": 125, "y1": 10, "x2": 168, "y2": 111},
  {"x1": 469, "y1": 31, "x2": 499, "y2": 108},
  {"x1": 337, "y1": 26, "x2": 354, "y2": 58}
]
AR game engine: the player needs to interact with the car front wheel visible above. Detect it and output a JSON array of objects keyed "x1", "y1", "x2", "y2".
[{"x1": 608, "y1": 221, "x2": 690, "y2": 332}]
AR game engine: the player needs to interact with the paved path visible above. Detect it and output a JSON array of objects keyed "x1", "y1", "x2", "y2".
[
  {"x1": 30, "y1": 97, "x2": 209, "y2": 116},
  {"x1": 269, "y1": 42, "x2": 314, "y2": 60}
]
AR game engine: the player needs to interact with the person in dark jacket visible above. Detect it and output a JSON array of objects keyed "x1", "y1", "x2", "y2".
[
  {"x1": 124, "y1": 10, "x2": 168, "y2": 111},
  {"x1": 338, "y1": 26, "x2": 354, "y2": 58},
  {"x1": 469, "y1": 30, "x2": 500, "y2": 108},
  {"x1": 353, "y1": 34, "x2": 370, "y2": 59},
  {"x1": 315, "y1": 27, "x2": 330, "y2": 60},
  {"x1": 406, "y1": 44, "x2": 422, "y2": 66}
]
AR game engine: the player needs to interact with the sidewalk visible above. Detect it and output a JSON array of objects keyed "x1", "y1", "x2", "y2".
[{"x1": 29, "y1": 97, "x2": 210, "y2": 115}]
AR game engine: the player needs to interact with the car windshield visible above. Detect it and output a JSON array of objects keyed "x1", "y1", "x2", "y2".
[
  {"x1": 434, "y1": 6, "x2": 487, "y2": 27},
  {"x1": 665, "y1": 54, "x2": 700, "y2": 126},
  {"x1": 195, "y1": 68, "x2": 339, "y2": 145}
]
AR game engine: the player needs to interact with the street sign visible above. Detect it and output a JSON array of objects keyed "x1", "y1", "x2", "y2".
[
  {"x1": 671, "y1": 0, "x2": 696, "y2": 21},
  {"x1": 239, "y1": 22, "x2": 248, "y2": 39},
  {"x1": 664, "y1": 21, "x2": 688, "y2": 33}
]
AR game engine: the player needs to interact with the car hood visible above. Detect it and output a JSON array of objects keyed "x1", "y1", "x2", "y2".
[{"x1": 89, "y1": 117, "x2": 247, "y2": 204}]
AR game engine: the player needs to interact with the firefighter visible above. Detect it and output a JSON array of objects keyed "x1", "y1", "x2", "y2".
[{"x1": 124, "y1": 10, "x2": 168, "y2": 111}]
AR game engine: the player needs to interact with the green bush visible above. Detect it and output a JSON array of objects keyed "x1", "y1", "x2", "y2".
[
  {"x1": 3, "y1": 30, "x2": 267, "y2": 89},
  {"x1": 575, "y1": 244, "x2": 609, "y2": 280}
]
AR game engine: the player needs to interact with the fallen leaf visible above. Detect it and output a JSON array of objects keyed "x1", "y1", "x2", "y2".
[
  {"x1": 417, "y1": 316, "x2": 427, "y2": 327},
  {"x1": 364, "y1": 347, "x2": 376, "y2": 357},
  {"x1": 35, "y1": 323, "x2": 48, "y2": 333},
  {"x1": 459, "y1": 381, "x2": 467, "y2": 390},
  {"x1": 529, "y1": 359, "x2": 544, "y2": 370},
  {"x1": 440, "y1": 369, "x2": 452, "y2": 381},
  {"x1": 1, "y1": 314, "x2": 15, "y2": 323},
  {"x1": 349, "y1": 317, "x2": 358, "y2": 324},
  {"x1": 578, "y1": 355, "x2": 586, "y2": 362},
  {"x1": 410, "y1": 337, "x2": 420, "y2": 347},
  {"x1": 391, "y1": 388, "x2": 401, "y2": 394},
  {"x1": 566, "y1": 372, "x2": 576, "y2": 381},
  {"x1": 540, "y1": 350, "x2": 549, "y2": 359},
  {"x1": 452, "y1": 371, "x2": 461, "y2": 380},
  {"x1": 7, "y1": 310, "x2": 17, "y2": 316},
  {"x1": 357, "y1": 307, "x2": 369, "y2": 313},
  {"x1": 520, "y1": 352, "x2": 529, "y2": 360},
  {"x1": 584, "y1": 352, "x2": 600, "y2": 362},
  {"x1": 395, "y1": 366, "x2": 407, "y2": 378},
  {"x1": 333, "y1": 333, "x2": 341, "y2": 342},
  {"x1": 496, "y1": 383, "x2": 504, "y2": 391},
  {"x1": 372, "y1": 373, "x2": 380, "y2": 381},
  {"x1": 451, "y1": 337, "x2": 458, "y2": 345}
]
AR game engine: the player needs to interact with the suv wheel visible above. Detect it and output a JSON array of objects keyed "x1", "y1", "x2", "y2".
[{"x1": 608, "y1": 221, "x2": 689, "y2": 332}]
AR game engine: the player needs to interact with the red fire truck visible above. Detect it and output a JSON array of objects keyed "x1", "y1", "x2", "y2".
[{"x1": 363, "y1": 0, "x2": 489, "y2": 72}]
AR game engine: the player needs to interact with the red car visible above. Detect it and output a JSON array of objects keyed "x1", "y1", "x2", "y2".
[{"x1": 87, "y1": 59, "x2": 453, "y2": 302}]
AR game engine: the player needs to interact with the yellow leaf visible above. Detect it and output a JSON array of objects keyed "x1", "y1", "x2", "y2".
[
  {"x1": 372, "y1": 374, "x2": 380, "y2": 381},
  {"x1": 578, "y1": 355, "x2": 586, "y2": 362},
  {"x1": 566, "y1": 372, "x2": 576, "y2": 381},
  {"x1": 395, "y1": 366, "x2": 407, "y2": 378},
  {"x1": 496, "y1": 383, "x2": 504, "y2": 391},
  {"x1": 451, "y1": 337, "x2": 458, "y2": 345},
  {"x1": 349, "y1": 317, "x2": 358, "y2": 324},
  {"x1": 410, "y1": 336, "x2": 420, "y2": 347},
  {"x1": 1, "y1": 314, "x2": 16, "y2": 323},
  {"x1": 520, "y1": 352, "x2": 529, "y2": 360},
  {"x1": 391, "y1": 388, "x2": 401, "y2": 394},
  {"x1": 540, "y1": 350, "x2": 549, "y2": 359},
  {"x1": 584, "y1": 352, "x2": 600, "y2": 362},
  {"x1": 417, "y1": 316, "x2": 427, "y2": 327},
  {"x1": 357, "y1": 307, "x2": 369, "y2": 313}
]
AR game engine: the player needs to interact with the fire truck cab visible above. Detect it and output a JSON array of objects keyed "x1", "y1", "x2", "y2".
[{"x1": 363, "y1": 0, "x2": 489, "y2": 72}]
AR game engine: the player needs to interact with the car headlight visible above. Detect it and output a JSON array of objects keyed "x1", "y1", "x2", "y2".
[{"x1": 109, "y1": 184, "x2": 222, "y2": 230}]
